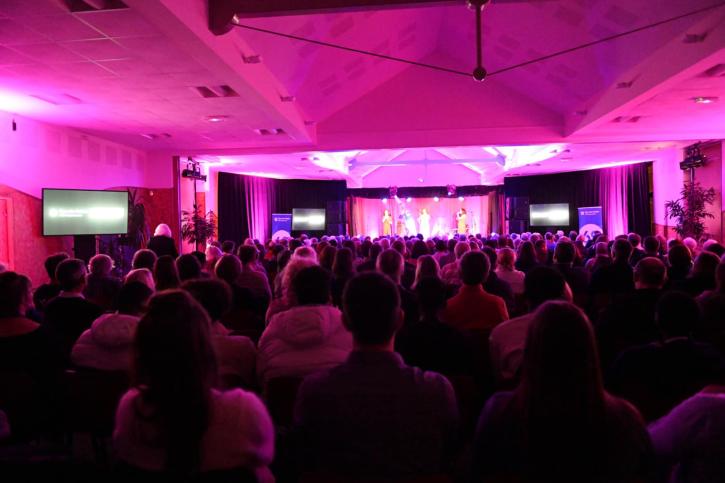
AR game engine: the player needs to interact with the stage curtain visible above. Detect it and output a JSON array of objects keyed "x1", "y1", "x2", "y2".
[
  {"x1": 244, "y1": 175, "x2": 275, "y2": 241},
  {"x1": 218, "y1": 171, "x2": 248, "y2": 244}
]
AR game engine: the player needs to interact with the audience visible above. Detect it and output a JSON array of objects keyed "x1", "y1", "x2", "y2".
[
  {"x1": 153, "y1": 255, "x2": 180, "y2": 291},
  {"x1": 440, "y1": 241, "x2": 471, "y2": 286},
  {"x1": 472, "y1": 301, "x2": 652, "y2": 481},
  {"x1": 147, "y1": 223, "x2": 178, "y2": 259},
  {"x1": 124, "y1": 268, "x2": 155, "y2": 291},
  {"x1": 131, "y1": 249, "x2": 157, "y2": 271},
  {"x1": 257, "y1": 266, "x2": 351, "y2": 387},
  {"x1": 176, "y1": 253, "x2": 203, "y2": 281},
  {"x1": 33, "y1": 252, "x2": 69, "y2": 311},
  {"x1": 494, "y1": 247, "x2": 524, "y2": 295},
  {"x1": 83, "y1": 254, "x2": 122, "y2": 311},
  {"x1": 377, "y1": 249, "x2": 419, "y2": 329},
  {"x1": 293, "y1": 272, "x2": 458, "y2": 477},
  {"x1": 412, "y1": 254, "x2": 440, "y2": 289},
  {"x1": 330, "y1": 247, "x2": 355, "y2": 308}
]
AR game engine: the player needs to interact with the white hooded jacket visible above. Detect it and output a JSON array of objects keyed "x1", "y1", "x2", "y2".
[{"x1": 71, "y1": 313, "x2": 139, "y2": 371}]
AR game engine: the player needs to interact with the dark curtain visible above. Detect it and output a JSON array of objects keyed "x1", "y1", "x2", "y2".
[
  {"x1": 218, "y1": 172, "x2": 249, "y2": 245},
  {"x1": 627, "y1": 163, "x2": 653, "y2": 236}
]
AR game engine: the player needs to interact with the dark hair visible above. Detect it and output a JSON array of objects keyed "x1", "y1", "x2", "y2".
[
  {"x1": 517, "y1": 241, "x2": 537, "y2": 267},
  {"x1": 643, "y1": 236, "x2": 660, "y2": 254},
  {"x1": 656, "y1": 291, "x2": 699, "y2": 338},
  {"x1": 460, "y1": 251, "x2": 490, "y2": 286},
  {"x1": 524, "y1": 267, "x2": 566, "y2": 308},
  {"x1": 319, "y1": 245, "x2": 337, "y2": 271},
  {"x1": 44, "y1": 252, "x2": 69, "y2": 281},
  {"x1": 214, "y1": 254, "x2": 242, "y2": 284},
  {"x1": 668, "y1": 244, "x2": 693, "y2": 268},
  {"x1": 332, "y1": 247, "x2": 355, "y2": 280},
  {"x1": 612, "y1": 238, "x2": 633, "y2": 262},
  {"x1": 627, "y1": 233, "x2": 642, "y2": 248},
  {"x1": 236, "y1": 245, "x2": 259, "y2": 265},
  {"x1": 705, "y1": 243, "x2": 725, "y2": 258},
  {"x1": 415, "y1": 277, "x2": 447, "y2": 317},
  {"x1": 154, "y1": 255, "x2": 180, "y2": 291},
  {"x1": 182, "y1": 278, "x2": 232, "y2": 322},
  {"x1": 554, "y1": 241, "x2": 576, "y2": 265},
  {"x1": 221, "y1": 240, "x2": 236, "y2": 254},
  {"x1": 515, "y1": 301, "x2": 607, "y2": 474},
  {"x1": 133, "y1": 290, "x2": 217, "y2": 475},
  {"x1": 343, "y1": 272, "x2": 401, "y2": 345},
  {"x1": 482, "y1": 246, "x2": 497, "y2": 268},
  {"x1": 117, "y1": 281, "x2": 153, "y2": 316},
  {"x1": 410, "y1": 240, "x2": 429, "y2": 260},
  {"x1": 0, "y1": 272, "x2": 32, "y2": 317},
  {"x1": 56, "y1": 258, "x2": 87, "y2": 291},
  {"x1": 292, "y1": 265, "x2": 332, "y2": 305},
  {"x1": 191, "y1": 251, "x2": 206, "y2": 268},
  {"x1": 634, "y1": 257, "x2": 666, "y2": 287},
  {"x1": 435, "y1": 240, "x2": 447, "y2": 252},
  {"x1": 377, "y1": 249, "x2": 404, "y2": 282},
  {"x1": 132, "y1": 249, "x2": 157, "y2": 271},
  {"x1": 691, "y1": 251, "x2": 720, "y2": 281},
  {"x1": 176, "y1": 254, "x2": 202, "y2": 281},
  {"x1": 369, "y1": 243, "x2": 383, "y2": 262}
]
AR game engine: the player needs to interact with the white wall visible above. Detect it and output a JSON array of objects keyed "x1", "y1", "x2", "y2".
[{"x1": 651, "y1": 148, "x2": 683, "y2": 227}]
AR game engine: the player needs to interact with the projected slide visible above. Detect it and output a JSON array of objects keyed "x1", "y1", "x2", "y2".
[
  {"x1": 43, "y1": 189, "x2": 128, "y2": 236},
  {"x1": 292, "y1": 208, "x2": 326, "y2": 231},
  {"x1": 529, "y1": 203, "x2": 570, "y2": 227}
]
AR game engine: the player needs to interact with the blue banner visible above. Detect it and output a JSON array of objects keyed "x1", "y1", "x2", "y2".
[
  {"x1": 271, "y1": 213, "x2": 292, "y2": 239},
  {"x1": 578, "y1": 206, "x2": 603, "y2": 237}
]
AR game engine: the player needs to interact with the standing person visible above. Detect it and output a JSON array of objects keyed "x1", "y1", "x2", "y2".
[
  {"x1": 418, "y1": 208, "x2": 431, "y2": 240},
  {"x1": 456, "y1": 208, "x2": 467, "y2": 235},
  {"x1": 382, "y1": 209, "x2": 393, "y2": 237},
  {"x1": 147, "y1": 223, "x2": 178, "y2": 259},
  {"x1": 293, "y1": 272, "x2": 459, "y2": 478},
  {"x1": 472, "y1": 301, "x2": 652, "y2": 481},
  {"x1": 113, "y1": 290, "x2": 274, "y2": 480}
]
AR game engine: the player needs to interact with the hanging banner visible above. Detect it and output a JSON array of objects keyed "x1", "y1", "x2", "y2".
[
  {"x1": 271, "y1": 213, "x2": 292, "y2": 239},
  {"x1": 578, "y1": 206, "x2": 603, "y2": 236}
]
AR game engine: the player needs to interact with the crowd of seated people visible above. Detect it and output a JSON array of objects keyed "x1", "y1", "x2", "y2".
[{"x1": 1, "y1": 224, "x2": 725, "y2": 482}]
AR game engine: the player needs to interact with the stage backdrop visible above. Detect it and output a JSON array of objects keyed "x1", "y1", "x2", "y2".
[
  {"x1": 218, "y1": 172, "x2": 347, "y2": 243},
  {"x1": 503, "y1": 163, "x2": 652, "y2": 236}
]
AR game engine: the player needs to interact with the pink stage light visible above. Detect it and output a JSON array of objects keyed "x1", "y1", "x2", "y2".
[
  {"x1": 458, "y1": 196, "x2": 464, "y2": 202},
  {"x1": 433, "y1": 197, "x2": 440, "y2": 202},
  {"x1": 382, "y1": 198, "x2": 388, "y2": 203},
  {"x1": 406, "y1": 197, "x2": 412, "y2": 202}
]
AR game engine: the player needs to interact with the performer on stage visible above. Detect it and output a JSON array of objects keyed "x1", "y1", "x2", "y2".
[
  {"x1": 404, "y1": 210, "x2": 417, "y2": 236},
  {"x1": 456, "y1": 208, "x2": 468, "y2": 235},
  {"x1": 418, "y1": 208, "x2": 431, "y2": 239},
  {"x1": 396, "y1": 214, "x2": 405, "y2": 236},
  {"x1": 382, "y1": 209, "x2": 392, "y2": 236}
]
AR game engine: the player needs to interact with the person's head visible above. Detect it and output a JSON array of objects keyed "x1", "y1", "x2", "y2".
[
  {"x1": 190, "y1": 251, "x2": 206, "y2": 269},
  {"x1": 182, "y1": 279, "x2": 232, "y2": 322},
  {"x1": 691, "y1": 251, "x2": 720, "y2": 282},
  {"x1": 482, "y1": 246, "x2": 498, "y2": 272},
  {"x1": 643, "y1": 236, "x2": 660, "y2": 254},
  {"x1": 611, "y1": 238, "x2": 632, "y2": 263},
  {"x1": 292, "y1": 246, "x2": 317, "y2": 262},
  {"x1": 410, "y1": 240, "x2": 429, "y2": 260},
  {"x1": 452, "y1": 241, "x2": 470, "y2": 261},
  {"x1": 281, "y1": 257, "x2": 317, "y2": 299},
  {"x1": 236, "y1": 244, "x2": 259, "y2": 266},
  {"x1": 153, "y1": 255, "x2": 180, "y2": 290},
  {"x1": 497, "y1": 247, "x2": 516, "y2": 271},
  {"x1": 213, "y1": 254, "x2": 242, "y2": 284},
  {"x1": 56, "y1": 258, "x2": 87, "y2": 293},
  {"x1": 391, "y1": 239, "x2": 406, "y2": 257},
  {"x1": 656, "y1": 291, "x2": 699, "y2": 339},
  {"x1": 176, "y1": 254, "x2": 202, "y2": 281},
  {"x1": 416, "y1": 277, "x2": 447, "y2": 319},
  {"x1": 153, "y1": 223, "x2": 172, "y2": 238},
  {"x1": 88, "y1": 254, "x2": 114, "y2": 276},
  {"x1": 705, "y1": 242, "x2": 725, "y2": 258},
  {"x1": 0, "y1": 272, "x2": 33, "y2": 317},
  {"x1": 634, "y1": 257, "x2": 667, "y2": 289},
  {"x1": 683, "y1": 237, "x2": 698, "y2": 255},
  {"x1": 117, "y1": 281, "x2": 153, "y2": 316},
  {"x1": 413, "y1": 255, "x2": 440, "y2": 288},
  {"x1": 342, "y1": 272, "x2": 402, "y2": 348},
  {"x1": 459, "y1": 251, "x2": 490, "y2": 286},
  {"x1": 133, "y1": 249, "x2": 157, "y2": 271},
  {"x1": 517, "y1": 240, "x2": 536, "y2": 262},
  {"x1": 716, "y1": 259, "x2": 725, "y2": 292},
  {"x1": 290, "y1": 265, "x2": 332, "y2": 306},
  {"x1": 44, "y1": 252, "x2": 69, "y2": 282},
  {"x1": 133, "y1": 290, "x2": 216, "y2": 475},
  {"x1": 553, "y1": 241, "x2": 576, "y2": 266},
  {"x1": 221, "y1": 240, "x2": 236, "y2": 254},
  {"x1": 332, "y1": 247, "x2": 355, "y2": 279},
  {"x1": 319, "y1": 245, "x2": 337, "y2": 271},
  {"x1": 435, "y1": 239, "x2": 447, "y2": 253},
  {"x1": 125, "y1": 268, "x2": 155, "y2": 291},
  {"x1": 594, "y1": 242, "x2": 610, "y2": 257},
  {"x1": 523, "y1": 266, "x2": 567, "y2": 309},
  {"x1": 368, "y1": 243, "x2": 383, "y2": 262},
  {"x1": 668, "y1": 244, "x2": 693, "y2": 268},
  {"x1": 377, "y1": 249, "x2": 405, "y2": 284},
  {"x1": 533, "y1": 239, "x2": 548, "y2": 262}
]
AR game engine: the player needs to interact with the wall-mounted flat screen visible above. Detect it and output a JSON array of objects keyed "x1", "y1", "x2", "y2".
[
  {"x1": 292, "y1": 208, "x2": 326, "y2": 231},
  {"x1": 529, "y1": 203, "x2": 570, "y2": 227},
  {"x1": 43, "y1": 189, "x2": 128, "y2": 236}
]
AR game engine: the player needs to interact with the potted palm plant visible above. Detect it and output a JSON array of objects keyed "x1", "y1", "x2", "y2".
[
  {"x1": 181, "y1": 206, "x2": 217, "y2": 251},
  {"x1": 665, "y1": 181, "x2": 716, "y2": 239}
]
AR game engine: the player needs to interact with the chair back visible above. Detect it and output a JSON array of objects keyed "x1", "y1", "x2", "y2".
[
  {"x1": 263, "y1": 376, "x2": 304, "y2": 428},
  {"x1": 61, "y1": 368, "x2": 129, "y2": 436}
]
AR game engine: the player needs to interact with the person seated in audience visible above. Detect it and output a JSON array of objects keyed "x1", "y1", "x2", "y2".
[
  {"x1": 607, "y1": 291, "x2": 725, "y2": 422},
  {"x1": 596, "y1": 257, "x2": 667, "y2": 370},
  {"x1": 696, "y1": 258, "x2": 725, "y2": 354},
  {"x1": 292, "y1": 245, "x2": 317, "y2": 263},
  {"x1": 237, "y1": 245, "x2": 272, "y2": 300},
  {"x1": 585, "y1": 241, "x2": 612, "y2": 273},
  {"x1": 442, "y1": 251, "x2": 508, "y2": 332},
  {"x1": 131, "y1": 249, "x2": 157, "y2": 271},
  {"x1": 440, "y1": 241, "x2": 471, "y2": 287},
  {"x1": 533, "y1": 239, "x2": 549, "y2": 265},
  {"x1": 213, "y1": 255, "x2": 264, "y2": 338},
  {"x1": 392, "y1": 239, "x2": 416, "y2": 289},
  {"x1": 191, "y1": 250, "x2": 206, "y2": 270},
  {"x1": 257, "y1": 266, "x2": 351, "y2": 388},
  {"x1": 266, "y1": 256, "x2": 317, "y2": 322},
  {"x1": 221, "y1": 240, "x2": 236, "y2": 254},
  {"x1": 204, "y1": 245, "x2": 223, "y2": 273},
  {"x1": 674, "y1": 251, "x2": 719, "y2": 297},
  {"x1": 83, "y1": 254, "x2": 122, "y2": 311},
  {"x1": 589, "y1": 238, "x2": 635, "y2": 314},
  {"x1": 704, "y1": 241, "x2": 725, "y2": 257},
  {"x1": 629, "y1": 233, "x2": 647, "y2": 267},
  {"x1": 472, "y1": 301, "x2": 652, "y2": 482},
  {"x1": 71, "y1": 281, "x2": 152, "y2": 371},
  {"x1": 182, "y1": 279, "x2": 257, "y2": 389},
  {"x1": 494, "y1": 247, "x2": 524, "y2": 296},
  {"x1": 411, "y1": 254, "x2": 440, "y2": 289},
  {"x1": 377, "y1": 249, "x2": 419, "y2": 329},
  {"x1": 356, "y1": 243, "x2": 383, "y2": 272},
  {"x1": 482, "y1": 247, "x2": 515, "y2": 313},
  {"x1": 318, "y1": 245, "x2": 336, "y2": 272},
  {"x1": 43, "y1": 258, "x2": 103, "y2": 360},
  {"x1": 552, "y1": 240, "x2": 590, "y2": 308},
  {"x1": 439, "y1": 239, "x2": 458, "y2": 268},
  {"x1": 514, "y1": 240, "x2": 539, "y2": 273},
  {"x1": 113, "y1": 290, "x2": 274, "y2": 480},
  {"x1": 331, "y1": 247, "x2": 355, "y2": 308},
  {"x1": 431, "y1": 239, "x2": 449, "y2": 266},
  {"x1": 395, "y1": 277, "x2": 472, "y2": 376},
  {"x1": 33, "y1": 252, "x2": 69, "y2": 312},
  {"x1": 176, "y1": 253, "x2": 202, "y2": 281},
  {"x1": 293, "y1": 272, "x2": 459, "y2": 478},
  {"x1": 147, "y1": 223, "x2": 178, "y2": 259},
  {"x1": 124, "y1": 268, "x2": 155, "y2": 291},
  {"x1": 648, "y1": 380, "x2": 725, "y2": 483},
  {"x1": 153, "y1": 255, "x2": 180, "y2": 291},
  {"x1": 642, "y1": 235, "x2": 664, "y2": 262},
  {"x1": 683, "y1": 237, "x2": 698, "y2": 257},
  {"x1": 489, "y1": 267, "x2": 568, "y2": 385},
  {"x1": 666, "y1": 244, "x2": 693, "y2": 288}
]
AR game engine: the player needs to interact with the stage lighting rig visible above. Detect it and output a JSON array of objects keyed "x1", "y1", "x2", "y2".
[
  {"x1": 446, "y1": 184, "x2": 457, "y2": 197},
  {"x1": 182, "y1": 157, "x2": 207, "y2": 182},
  {"x1": 680, "y1": 143, "x2": 706, "y2": 172}
]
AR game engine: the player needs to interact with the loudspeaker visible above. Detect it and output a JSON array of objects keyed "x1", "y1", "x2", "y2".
[
  {"x1": 326, "y1": 223, "x2": 345, "y2": 236},
  {"x1": 507, "y1": 197, "x2": 529, "y2": 220},
  {"x1": 326, "y1": 201, "x2": 345, "y2": 224}
]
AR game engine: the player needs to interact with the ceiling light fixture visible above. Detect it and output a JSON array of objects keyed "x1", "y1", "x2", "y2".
[
  {"x1": 692, "y1": 96, "x2": 718, "y2": 104},
  {"x1": 206, "y1": 115, "x2": 229, "y2": 122}
]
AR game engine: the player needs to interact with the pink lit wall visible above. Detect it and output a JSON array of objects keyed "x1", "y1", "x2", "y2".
[
  {"x1": 651, "y1": 148, "x2": 684, "y2": 235},
  {"x1": 361, "y1": 163, "x2": 483, "y2": 188}
]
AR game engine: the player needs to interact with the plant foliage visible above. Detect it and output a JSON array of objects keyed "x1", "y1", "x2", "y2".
[
  {"x1": 181, "y1": 207, "x2": 217, "y2": 248},
  {"x1": 665, "y1": 181, "x2": 716, "y2": 239}
]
